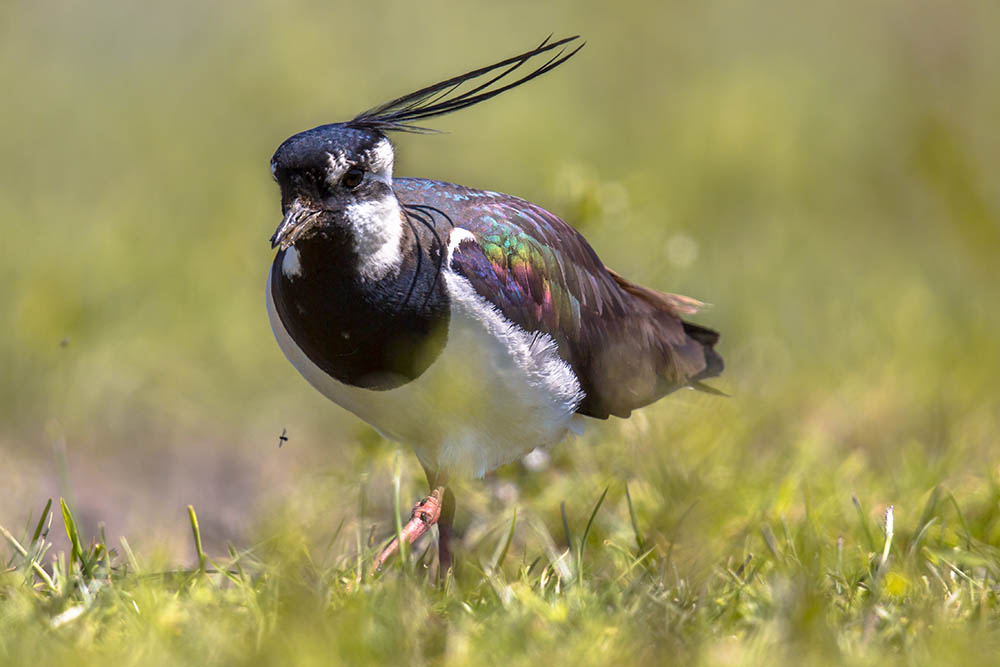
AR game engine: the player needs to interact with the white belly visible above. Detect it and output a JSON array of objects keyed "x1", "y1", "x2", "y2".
[{"x1": 266, "y1": 266, "x2": 585, "y2": 477}]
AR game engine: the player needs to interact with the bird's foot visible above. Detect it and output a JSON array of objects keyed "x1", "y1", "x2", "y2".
[{"x1": 370, "y1": 486, "x2": 445, "y2": 575}]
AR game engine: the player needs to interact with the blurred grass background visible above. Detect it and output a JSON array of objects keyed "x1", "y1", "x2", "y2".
[{"x1": 2, "y1": 0, "x2": 1000, "y2": 663}]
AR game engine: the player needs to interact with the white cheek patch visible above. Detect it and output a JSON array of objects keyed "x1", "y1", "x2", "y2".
[
  {"x1": 365, "y1": 139, "x2": 395, "y2": 184},
  {"x1": 281, "y1": 245, "x2": 303, "y2": 279}
]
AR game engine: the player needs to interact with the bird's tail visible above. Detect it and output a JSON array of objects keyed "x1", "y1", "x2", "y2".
[
  {"x1": 682, "y1": 320, "x2": 725, "y2": 393},
  {"x1": 604, "y1": 266, "x2": 725, "y2": 394}
]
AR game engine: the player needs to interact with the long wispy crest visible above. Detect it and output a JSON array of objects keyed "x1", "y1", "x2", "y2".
[{"x1": 349, "y1": 35, "x2": 584, "y2": 134}]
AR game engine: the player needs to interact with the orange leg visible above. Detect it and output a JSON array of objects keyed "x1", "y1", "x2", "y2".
[{"x1": 371, "y1": 487, "x2": 445, "y2": 574}]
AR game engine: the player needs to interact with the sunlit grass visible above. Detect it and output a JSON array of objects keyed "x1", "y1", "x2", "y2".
[{"x1": 4, "y1": 471, "x2": 1000, "y2": 666}]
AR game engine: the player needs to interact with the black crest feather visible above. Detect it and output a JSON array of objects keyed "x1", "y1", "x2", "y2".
[{"x1": 349, "y1": 35, "x2": 584, "y2": 133}]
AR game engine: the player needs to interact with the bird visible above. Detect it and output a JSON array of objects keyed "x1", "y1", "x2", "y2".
[{"x1": 265, "y1": 36, "x2": 723, "y2": 575}]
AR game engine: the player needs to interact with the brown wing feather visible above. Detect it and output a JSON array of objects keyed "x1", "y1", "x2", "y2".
[{"x1": 604, "y1": 267, "x2": 707, "y2": 316}]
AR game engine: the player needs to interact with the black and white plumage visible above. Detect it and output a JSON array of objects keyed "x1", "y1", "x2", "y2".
[{"x1": 265, "y1": 36, "x2": 722, "y2": 567}]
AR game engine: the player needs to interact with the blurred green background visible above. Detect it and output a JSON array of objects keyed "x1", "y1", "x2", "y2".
[{"x1": 2, "y1": 0, "x2": 999, "y2": 579}]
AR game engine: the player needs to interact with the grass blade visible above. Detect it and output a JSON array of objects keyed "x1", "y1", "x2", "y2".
[
  {"x1": 0, "y1": 523, "x2": 28, "y2": 558},
  {"x1": 61, "y1": 498, "x2": 90, "y2": 577},
  {"x1": 624, "y1": 483, "x2": 645, "y2": 553},
  {"x1": 31, "y1": 499, "x2": 52, "y2": 545},
  {"x1": 187, "y1": 505, "x2": 207, "y2": 575},
  {"x1": 947, "y1": 492, "x2": 973, "y2": 550},
  {"x1": 490, "y1": 508, "x2": 518, "y2": 573},
  {"x1": 357, "y1": 475, "x2": 368, "y2": 583},
  {"x1": 560, "y1": 501, "x2": 572, "y2": 560},
  {"x1": 852, "y1": 495, "x2": 875, "y2": 552},
  {"x1": 392, "y1": 455, "x2": 408, "y2": 568},
  {"x1": 879, "y1": 505, "x2": 894, "y2": 572},
  {"x1": 120, "y1": 536, "x2": 140, "y2": 574},
  {"x1": 577, "y1": 485, "x2": 609, "y2": 577}
]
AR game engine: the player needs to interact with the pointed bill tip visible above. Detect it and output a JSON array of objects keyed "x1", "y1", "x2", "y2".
[{"x1": 270, "y1": 199, "x2": 314, "y2": 250}]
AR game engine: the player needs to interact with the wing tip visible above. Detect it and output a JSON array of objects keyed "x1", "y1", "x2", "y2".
[{"x1": 689, "y1": 380, "x2": 729, "y2": 397}]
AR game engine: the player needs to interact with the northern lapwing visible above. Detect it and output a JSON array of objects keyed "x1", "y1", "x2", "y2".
[{"x1": 265, "y1": 36, "x2": 723, "y2": 574}]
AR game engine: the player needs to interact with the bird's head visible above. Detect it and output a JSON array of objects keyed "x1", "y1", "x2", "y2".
[
  {"x1": 268, "y1": 35, "x2": 583, "y2": 272},
  {"x1": 269, "y1": 124, "x2": 396, "y2": 252}
]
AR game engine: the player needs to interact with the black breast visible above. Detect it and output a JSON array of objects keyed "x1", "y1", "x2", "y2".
[{"x1": 270, "y1": 227, "x2": 450, "y2": 390}]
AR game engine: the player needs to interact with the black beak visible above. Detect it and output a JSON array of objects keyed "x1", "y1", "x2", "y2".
[{"x1": 270, "y1": 199, "x2": 315, "y2": 250}]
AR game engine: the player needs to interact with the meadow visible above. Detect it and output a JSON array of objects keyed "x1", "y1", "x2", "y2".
[{"x1": 2, "y1": 0, "x2": 999, "y2": 664}]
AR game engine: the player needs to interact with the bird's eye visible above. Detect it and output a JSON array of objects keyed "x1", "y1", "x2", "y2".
[{"x1": 341, "y1": 168, "x2": 364, "y2": 190}]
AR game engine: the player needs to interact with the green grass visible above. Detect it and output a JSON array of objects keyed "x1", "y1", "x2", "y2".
[{"x1": 4, "y1": 471, "x2": 1000, "y2": 665}]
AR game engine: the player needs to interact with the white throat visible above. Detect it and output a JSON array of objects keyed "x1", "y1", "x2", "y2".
[{"x1": 345, "y1": 194, "x2": 404, "y2": 281}]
